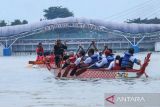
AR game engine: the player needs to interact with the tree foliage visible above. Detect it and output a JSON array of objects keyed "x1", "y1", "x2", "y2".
[
  {"x1": 11, "y1": 19, "x2": 28, "y2": 26},
  {"x1": 126, "y1": 17, "x2": 160, "y2": 24},
  {"x1": 11, "y1": 19, "x2": 22, "y2": 25},
  {"x1": 43, "y1": 6, "x2": 74, "y2": 19},
  {"x1": 0, "y1": 20, "x2": 7, "y2": 27},
  {"x1": 0, "y1": 19, "x2": 29, "y2": 27},
  {"x1": 22, "y1": 20, "x2": 28, "y2": 24}
]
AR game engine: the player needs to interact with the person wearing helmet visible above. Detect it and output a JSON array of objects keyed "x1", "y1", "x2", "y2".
[{"x1": 121, "y1": 48, "x2": 141, "y2": 70}]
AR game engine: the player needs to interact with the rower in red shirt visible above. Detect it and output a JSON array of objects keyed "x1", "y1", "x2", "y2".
[
  {"x1": 36, "y1": 43, "x2": 44, "y2": 54},
  {"x1": 36, "y1": 43, "x2": 44, "y2": 61}
]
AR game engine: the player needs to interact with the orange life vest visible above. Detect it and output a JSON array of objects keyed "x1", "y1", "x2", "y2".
[
  {"x1": 36, "y1": 55, "x2": 44, "y2": 62},
  {"x1": 36, "y1": 47, "x2": 44, "y2": 54}
]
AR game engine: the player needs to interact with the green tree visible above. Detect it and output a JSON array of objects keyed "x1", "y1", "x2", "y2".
[
  {"x1": 11, "y1": 19, "x2": 22, "y2": 25},
  {"x1": 0, "y1": 20, "x2": 7, "y2": 27},
  {"x1": 126, "y1": 17, "x2": 160, "y2": 24},
  {"x1": 22, "y1": 20, "x2": 28, "y2": 24},
  {"x1": 43, "y1": 6, "x2": 74, "y2": 19}
]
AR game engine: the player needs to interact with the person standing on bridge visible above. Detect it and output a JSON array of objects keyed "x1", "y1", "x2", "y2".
[{"x1": 54, "y1": 40, "x2": 67, "y2": 68}]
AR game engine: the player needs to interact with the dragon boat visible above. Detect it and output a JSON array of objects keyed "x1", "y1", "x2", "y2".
[{"x1": 50, "y1": 53, "x2": 151, "y2": 79}]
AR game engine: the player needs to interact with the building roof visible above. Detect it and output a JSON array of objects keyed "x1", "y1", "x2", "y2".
[{"x1": 1, "y1": 17, "x2": 160, "y2": 37}]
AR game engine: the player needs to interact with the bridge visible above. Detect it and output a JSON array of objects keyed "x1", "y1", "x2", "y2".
[{"x1": 0, "y1": 17, "x2": 160, "y2": 56}]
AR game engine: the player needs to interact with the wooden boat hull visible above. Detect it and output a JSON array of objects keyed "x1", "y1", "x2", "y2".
[{"x1": 51, "y1": 68, "x2": 142, "y2": 79}]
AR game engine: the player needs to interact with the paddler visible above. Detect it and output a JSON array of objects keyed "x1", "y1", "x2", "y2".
[
  {"x1": 69, "y1": 50, "x2": 86, "y2": 76},
  {"x1": 61, "y1": 50, "x2": 86, "y2": 77},
  {"x1": 69, "y1": 48, "x2": 100, "y2": 76},
  {"x1": 121, "y1": 48, "x2": 141, "y2": 70},
  {"x1": 54, "y1": 40, "x2": 67, "y2": 67},
  {"x1": 36, "y1": 43, "x2": 44, "y2": 61},
  {"x1": 79, "y1": 48, "x2": 99, "y2": 68},
  {"x1": 95, "y1": 49, "x2": 114, "y2": 68},
  {"x1": 44, "y1": 51, "x2": 55, "y2": 64},
  {"x1": 105, "y1": 55, "x2": 121, "y2": 70},
  {"x1": 61, "y1": 51, "x2": 76, "y2": 69},
  {"x1": 36, "y1": 43, "x2": 44, "y2": 55},
  {"x1": 79, "y1": 41, "x2": 100, "y2": 68},
  {"x1": 36, "y1": 52, "x2": 44, "y2": 62}
]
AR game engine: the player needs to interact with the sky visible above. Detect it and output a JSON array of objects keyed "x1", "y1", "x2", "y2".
[{"x1": 0, "y1": 0, "x2": 159, "y2": 23}]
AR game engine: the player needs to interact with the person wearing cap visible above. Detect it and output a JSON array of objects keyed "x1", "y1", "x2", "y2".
[
  {"x1": 121, "y1": 48, "x2": 141, "y2": 70},
  {"x1": 95, "y1": 49, "x2": 114, "y2": 68}
]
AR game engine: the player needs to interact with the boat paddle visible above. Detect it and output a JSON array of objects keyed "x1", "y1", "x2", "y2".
[
  {"x1": 61, "y1": 42, "x2": 93, "y2": 77},
  {"x1": 75, "y1": 44, "x2": 108, "y2": 76},
  {"x1": 57, "y1": 45, "x2": 84, "y2": 77},
  {"x1": 57, "y1": 45, "x2": 82, "y2": 77},
  {"x1": 75, "y1": 60, "x2": 102, "y2": 76}
]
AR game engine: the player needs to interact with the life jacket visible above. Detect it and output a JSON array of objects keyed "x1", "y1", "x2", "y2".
[
  {"x1": 36, "y1": 47, "x2": 44, "y2": 54},
  {"x1": 90, "y1": 54, "x2": 99, "y2": 65},
  {"x1": 36, "y1": 55, "x2": 44, "y2": 62},
  {"x1": 98, "y1": 54, "x2": 103, "y2": 61},
  {"x1": 112, "y1": 60, "x2": 121, "y2": 70},
  {"x1": 103, "y1": 55, "x2": 114, "y2": 67},
  {"x1": 99, "y1": 56, "x2": 102, "y2": 60},
  {"x1": 121, "y1": 52, "x2": 134, "y2": 69},
  {"x1": 107, "y1": 55, "x2": 114, "y2": 63}
]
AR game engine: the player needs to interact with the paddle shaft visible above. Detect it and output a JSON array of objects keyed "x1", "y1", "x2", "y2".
[
  {"x1": 76, "y1": 44, "x2": 107, "y2": 74},
  {"x1": 62, "y1": 42, "x2": 93, "y2": 77}
]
